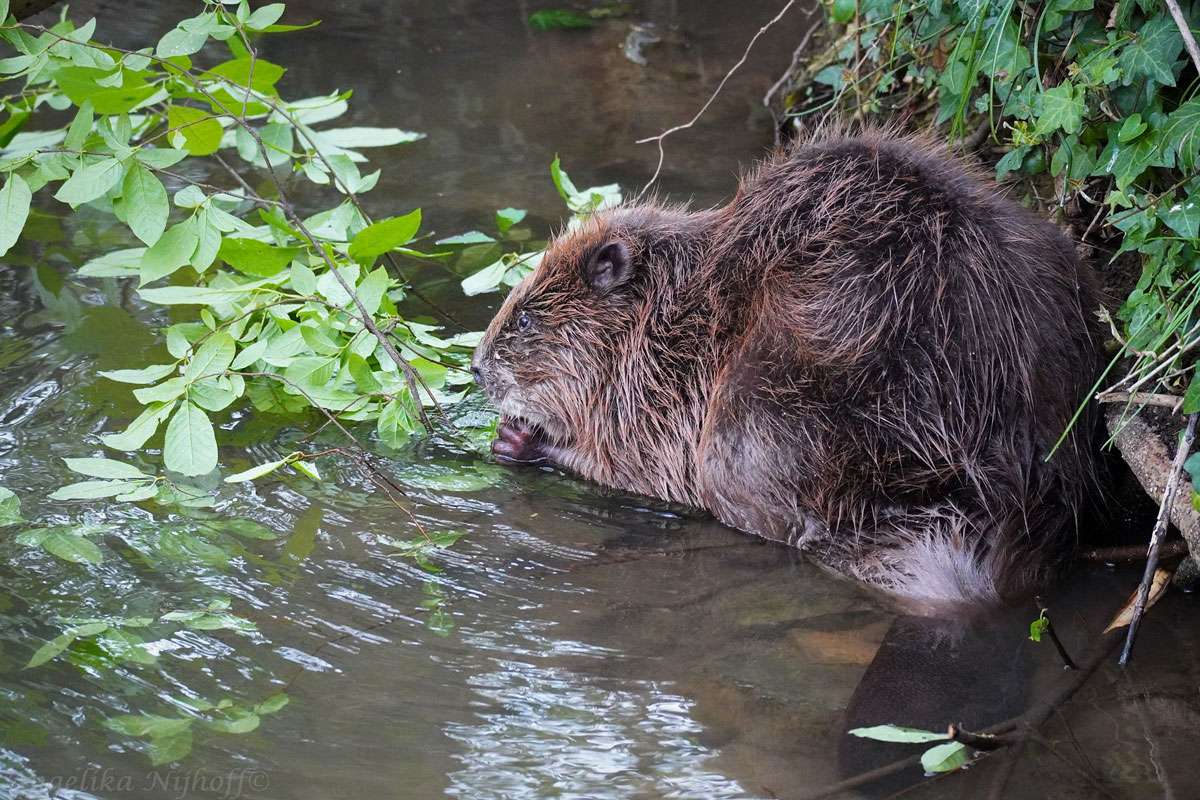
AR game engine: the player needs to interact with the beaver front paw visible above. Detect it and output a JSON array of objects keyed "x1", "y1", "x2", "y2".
[{"x1": 492, "y1": 418, "x2": 552, "y2": 465}]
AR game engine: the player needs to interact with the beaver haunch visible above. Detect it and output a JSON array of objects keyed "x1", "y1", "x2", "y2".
[{"x1": 472, "y1": 129, "x2": 1100, "y2": 606}]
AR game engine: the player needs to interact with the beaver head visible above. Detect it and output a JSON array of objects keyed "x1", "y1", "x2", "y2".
[{"x1": 471, "y1": 206, "x2": 715, "y2": 497}]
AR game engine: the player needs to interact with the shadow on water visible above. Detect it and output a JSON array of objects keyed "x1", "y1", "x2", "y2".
[{"x1": 1, "y1": 2, "x2": 1199, "y2": 799}]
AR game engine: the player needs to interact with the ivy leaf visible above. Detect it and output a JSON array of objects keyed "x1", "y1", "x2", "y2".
[
  {"x1": 1164, "y1": 99, "x2": 1200, "y2": 171},
  {"x1": 121, "y1": 162, "x2": 169, "y2": 246},
  {"x1": 1034, "y1": 82, "x2": 1085, "y2": 135},
  {"x1": 166, "y1": 106, "x2": 223, "y2": 156},
  {"x1": 1182, "y1": 369, "x2": 1200, "y2": 414},
  {"x1": 0, "y1": 172, "x2": 31, "y2": 257},
  {"x1": 347, "y1": 209, "x2": 422, "y2": 262},
  {"x1": 1118, "y1": 14, "x2": 1184, "y2": 87},
  {"x1": 1160, "y1": 194, "x2": 1199, "y2": 240},
  {"x1": 163, "y1": 401, "x2": 218, "y2": 477}
]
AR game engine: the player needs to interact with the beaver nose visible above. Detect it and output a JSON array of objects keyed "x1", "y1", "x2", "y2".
[{"x1": 471, "y1": 365, "x2": 485, "y2": 386}]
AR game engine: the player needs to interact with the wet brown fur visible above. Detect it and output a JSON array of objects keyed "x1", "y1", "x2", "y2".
[{"x1": 474, "y1": 127, "x2": 1100, "y2": 607}]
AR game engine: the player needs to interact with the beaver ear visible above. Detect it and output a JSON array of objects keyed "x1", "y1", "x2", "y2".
[{"x1": 584, "y1": 241, "x2": 631, "y2": 292}]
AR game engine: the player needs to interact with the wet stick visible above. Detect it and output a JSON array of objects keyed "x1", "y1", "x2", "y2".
[{"x1": 1119, "y1": 412, "x2": 1197, "y2": 666}]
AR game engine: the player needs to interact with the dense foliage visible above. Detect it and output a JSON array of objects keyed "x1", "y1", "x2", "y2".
[{"x1": 794, "y1": 0, "x2": 1198, "y2": 415}]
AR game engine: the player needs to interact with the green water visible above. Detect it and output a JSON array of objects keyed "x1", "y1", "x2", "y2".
[{"x1": 1, "y1": 2, "x2": 1198, "y2": 799}]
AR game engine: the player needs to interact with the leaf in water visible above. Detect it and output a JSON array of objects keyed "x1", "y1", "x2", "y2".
[
  {"x1": 921, "y1": 741, "x2": 970, "y2": 774},
  {"x1": 38, "y1": 529, "x2": 105, "y2": 564},
  {"x1": 848, "y1": 725, "x2": 948, "y2": 744},
  {"x1": 63, "y1": 457, "x2": 149, "y2": 480},
  {"x1": 1104, "y1": 568, "x2": 1171, "y2": 632},
  {"x1": 116, "y1": 483, "x2": 160, "y2": 502},
  {"x1": 208, "y1": 712, "x2": 260, "y2": 734},
  {"x1": 163, "y1": 402, "x2": 218, "y2": 477},
  {"x1": 101, "y1": 400, "x2": 177, "y2": 451},
  {"x1": 49, "y1": 479, "x2": 147, "y2": 501},
  {"x1": 26, "y1": 633, "x2": 75, "y2": 669},
  {"x1": 223, "y1": 459, "x2": 286, "y2": 483},
  {"x1": 291, "y1": 460, "x2": 320, "y2": 481},
  {"x1": 121, "y1": 162, "x2": 168, "y2": 246},
  {"x1": 347, "y1": 209, "x2": 422, "y2": 262},
  {"x1": 0, "y1": 172, "x2": 31, "y2": 257},
  {"x1": 0, "y1": 486, "x2": 21, "y2": 526},
  {"x1": 254, "y1": 694, "x2": 289, "y2": 715},
  {"x1": 97, "y1": 629, "x2": 157, "y2": 664},
  {"x1": 148, "y1": 730, "x2": 193, "y2": 766}
]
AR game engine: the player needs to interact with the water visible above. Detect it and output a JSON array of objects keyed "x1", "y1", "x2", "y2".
[{"x1": 2, "y1": 2, "x2": 1199, "y2": 799}]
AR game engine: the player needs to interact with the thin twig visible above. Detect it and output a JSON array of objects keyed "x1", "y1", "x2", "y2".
[
  {"x1": 1035, "y1": 597, "x2": 1078, "y2": 670},
  {"x1": 1164, "y1": 0, "x2": 1200, "y2": 76},
  {"x1": 636, "y1": 0, "x2": 798, "y2": 198},
  {"x1": 1078, "y1": 540, "x2": 1190, "y2": 563},
  {"x1": 1120, "y1": 412, "x2": 1198, "y2": 666},
  {"x1": 1096, "y1": 391, "x2": 1185, "y2": 412},
  {"x1": 762, "y1": 12, "x2": 820, "y2": 145}
]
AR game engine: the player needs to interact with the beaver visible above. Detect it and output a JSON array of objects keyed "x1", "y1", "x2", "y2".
[{"x1": 471, "y1": 128, "x2": 1100, "y2": 607}]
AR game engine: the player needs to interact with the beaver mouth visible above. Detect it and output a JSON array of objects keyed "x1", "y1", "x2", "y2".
[{"x1": 493, "y1": 415, "x2": 557, "y2": 465}]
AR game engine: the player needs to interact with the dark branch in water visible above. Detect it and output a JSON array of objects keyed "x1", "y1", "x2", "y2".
[
  {"x1": 1078, "y1": 540, "x2": 1190, "y2": 563},
  {"x1": 1120, "y1": 412, "x2": 1198, "y2": 666}
]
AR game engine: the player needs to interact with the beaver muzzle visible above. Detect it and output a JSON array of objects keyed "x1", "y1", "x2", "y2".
[{"x1": 493, "y1": 416, "x2": 554, "y2": 465}]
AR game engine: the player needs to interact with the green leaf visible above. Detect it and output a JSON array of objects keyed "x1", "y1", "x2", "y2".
[
  {"x1": 1034, "y1": 82, "x2": 1085, "y2": 136},
  {"x1": 1029, "y1": 614, "x2": 1049, "y2": 642},
  {"x1": 98, "y1": 363, "x2": 177, "y2": 384},
  {"x1": 79, "y1": 247, "x2": 146, "y2": 277},
  {"x1": 63, "y1": 457, "x2": 149, "y2": 479},
  {"x1": 203, "y1": 57, "x2": 286, "y2": 92},
  {"x1": 1119, "y1": 14, "x2": 1184, "y2": 86},
  {"x1": 0, "y1": 486, "x2": 20, "y2": 526},
  {"x1": 292, "y1": 460, "x2": 320, "y2": 481},
  {"x1": 921, "y1": 741, "x2": 970, "y2": 773},
  {"x1": 246, "y1": 3, "x2": 286, "y2": 30},
  {"x1": 347, "y1": 209, "x2": 422, "y2": 262},
  {"x1": 138, "y1": 277, "x2": 277, "y2": 305},
  {"x1": 1117, "y1": 113, "x2": 1148, "y2": 144},
  {"x1": 217, "y1": 237, "x2": 302, "y2": 276},
  {"x1": 0, "y1": 172, "x2": 31, "y2": 257},
  {"x1": 314, "y1": 127, "x2": 424, "y2": 148},
  {"x1": 101, "y1": 401, "x2": 176, "y2": 451},
  {"x1": 63, "y1": 101, "x2": 93, "y2": 151},
  {"x1": 148, "y1": 730, "x2": 193, "y2": 765},
  {"x1": 848, "y1": 725, "x2": 948, "y2": 743},
  {"x1": 355, "y1": 267, "x2": 390, "y2": 315},
  {"x1": 140, "y1": 219, "x2": 199, "y2": 284},
  {"x1": 208, "y1": 712, "x2": 260, "y2": 734},
  {"x1": 529, "y1": 9, "x2": 595, "y2": 29},
  {"x1": 224, "y1": 459, "x2": 286, "y2": 483},
  {"x1": 97, "y1": 629, "x2": 157, "y2": 664},
  {"x1": 184, "y1": 330, "x2": 236, "y2": 381},
  {"x1": 26, "y1": 634, "x2": 73, "y2": 669},
  {"x1": 436, "y1": 231, "x2": 495, "y2": 245},
  {"x1": 461, "y1": 258, "x2": 509, "y2": 296},
  {"x1": 495, "y1": 207, "x2": 526, "y2": 233},
  {"x1": 105, "y1": 713, "x2": 192, "y2": 739},
  {"x1": 163, "y1": 402, "x2": 218, "y2": 477},
  {"x1": 832, "y1": 0, "x2": 856, "y2": 23},
  {"x1": 254, "y1": 693, "x2": 290, "y2": 715},
  {"x1": 1165, "y1": 99, "x2": 1200, "y2": 171},
  {"x1": 53, "y1": 158, "x2": 123, "y2": 207},
  {"x1": 157, "y1": 26, "x2": 209, "y2": 58},
  {"x1": 121, "y1": 162, "x2": 169, "y2": 246},
  {"x1": 49, "y1": 480, "x2": 146, "y2": 501},
  {"x1": 39, "y1": 529, "x2": 105, "y2": 564},
  {"x1": 55, "y1": 67, "x2": 158, "y2": 114},
  {"x1": 1161, "y1": 194, "x2": 1199, "y2": 240},
  {"x1": 1182, "y1": 369, "x2": 1200, "y2": 414},
  {"x1": 167, "y1": 106, "x2": 223, "y2": 156},
  {"x1": 135, "y1": 147, "x2": 189, "y2": 169},
  {"x1": 549, "y1": 155, "x2": 578, "y2": 202}
]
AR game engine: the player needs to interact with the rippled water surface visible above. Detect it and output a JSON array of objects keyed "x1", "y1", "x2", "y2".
[{"x1": 2, "y1": 2, "x2": 1200, "y2": 799}]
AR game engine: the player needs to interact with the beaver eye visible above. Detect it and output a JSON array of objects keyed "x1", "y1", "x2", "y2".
[{"x1": 516, "y1": 310, "x2": 533, "y2": 332}]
